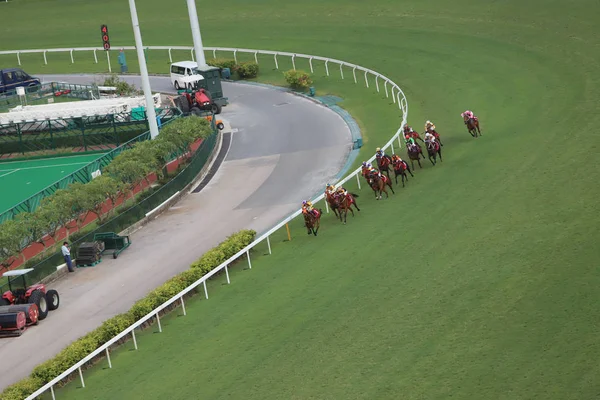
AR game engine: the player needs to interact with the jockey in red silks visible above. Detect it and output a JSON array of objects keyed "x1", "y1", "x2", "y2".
[{"x1": 302, "y1": 200, "x2": 319, "y2": 218}]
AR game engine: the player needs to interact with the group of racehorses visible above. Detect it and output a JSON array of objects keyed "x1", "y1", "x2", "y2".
[{"x1": 302, "y1": 114, "x2": 482, "y2": 235}]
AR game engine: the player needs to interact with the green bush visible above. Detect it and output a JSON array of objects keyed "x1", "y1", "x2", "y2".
[
  {"x1": 235, "y1": 61, "x2": 259, "y2": 79},
  {"x1": 284, "y1": 69, "x2": 313, "y2": 90},
  {"x1": 206, "y1": 58, "x2": 237, "y2": 71},
  {"x1": 0, "y1": 377, "x2": 45, "y2": 400},
  {"x1": 1, "y1": 228, "x2": 256, "y2": 399}
]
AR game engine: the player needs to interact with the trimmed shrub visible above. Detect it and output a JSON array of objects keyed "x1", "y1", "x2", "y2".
[
  {"x1": 0, "y1": 377, "x2": 45, "y2": 400},
  {"x1": 206, "y1": 58, "x2": 236, "y2": 71},
  {"x1": 235, "y1": 61, "x2": 259, "y2": 79},
  {"x1": 284, "y1": 69, "x2": 313, "y2": 90}
]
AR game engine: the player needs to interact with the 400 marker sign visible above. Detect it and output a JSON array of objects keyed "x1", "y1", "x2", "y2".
[{"x1": 101, "y1": 25, "x2": 111, "y2": 50}]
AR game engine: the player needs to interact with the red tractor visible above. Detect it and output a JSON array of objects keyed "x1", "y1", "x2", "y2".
[{"x1": 0, "y1": 269, "x2": 60, "y2": 336}]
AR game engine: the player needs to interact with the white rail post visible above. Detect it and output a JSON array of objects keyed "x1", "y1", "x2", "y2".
[
  {"x1": 352, "y1": 67, "x2": 357, "y2": 83},
  {"x1": 246, "y1": 250, "x2": 252, "y2": 269},
  {"x1": 339, "y1": 63, "x2": 344, "y2": 79},
  {"x1": 274, "y1": 53, "x2": 279, "y2": 69},
  {"x1": 70, "y1": 49, "x2": 74, "y2": 64},
  {"x1": 391, "y1": 86, "x2": 396, "y2": 103},
  {"x1": 309, "y1": 57, "x2": 314, "y2": 73},
  {"x1": 391, "y1": 142, "x2": 395, "y2": 154},
  {"x1": 375, "y1": 76, "x2": 380, "y2": 92},
  {"x1": 191, "y1": 48, "x2": 195, "y2": 61},
  {"x1": 292, "y1": 54, "x2": 296, "y2": 70},
  {"x1": 233, "y1": 49, "x2": 238, "y2": 64},
  {"x1": 397, "y1": 134, "x2": 402, "y2": 148},
  {"x1": 180, "y1": 297, "x2": 187, "y2": 316},
  {"x1": 325, "y1": 60, "x2": 329, "y2": 76},
  {"x1": 132, "y1": 329, "x2": 138, "y2": 350},
  {"x1": 17, "y1": 52, "x2": 21, "y2": 66},
  {"x1": 325, "y1": 199, "x2": 330, "y2": 213},
  {"x1": 356, "y1": 173, "x2": 361, "y2": 189},
  {"x1": 105, "y1": 348, "x2": 112, "y2": 368},
  {"x1": 397, "y1": 92, "x2": 402, "y2": 110},
  {"x1": 203, "y1": 281, "x2": 208, "y2": 299},
  {"x1": 50, "y1": 385, "x2": 56, "y2": 400},
  {"x1": 107, "y1": 50, "x2": 112, "y2": 73},
  {"x1": 43, "y1": 51, "x2": 47, "y2": 65},
  {"x1": 384, "y1": 80, "x2": 389, "y2": 98},
  {"x1": 213, "y1": 49, "x2": 216, "y2": 58},
  {"x1": 364, "y1": 71, "x2": 369, "y2": 88},
  {"x1": 168, "y1": 48, "x2": 172, "y2": 62},
  {"x1": 156, "y1": 312, "x2": 162, "y2": 333},
  {"x1": 254, "y1": 51, "x2": 258, "y2": 63},
  {"x1": 93, "y1": 49, "x2": 98, "y2": 64},
  {"x1": 267, "y1": 235, "x2": 272, "y2": 255},
  {"x1": 225, "y1": 264, "x2": 230, "y2": 284},
  {"x1": 78, "y1": 366, "x2": 85, "y2": 388}
]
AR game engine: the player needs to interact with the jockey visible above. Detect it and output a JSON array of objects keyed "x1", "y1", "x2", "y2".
[
  {"x1": 424, "y1": 131, "x2": 437, "y2": 147},
  {"x1": 403, "y1": 125, "x2": 414, "y2": 134},
  {"x1": 336, "y1": 186, "x2": 348, "y2": 197},
  {"x1": 424, "y1": 120, "x2": 436, "y2": 132},
  {"x1": 461, "y1": 110, "x2": 475, "y2": 123},
  {"x1": 375, "y1": 147, "x2": 386, "y2": 159},
  {"x1": 325, "y1": 183, "x2": 336, "y2": 194},
  {"x1": 405, "y1": 135, "x2": 416, "y2": 147},
  {"x1": 302, "y1": 200, "x2": 319, "y2": 217}
]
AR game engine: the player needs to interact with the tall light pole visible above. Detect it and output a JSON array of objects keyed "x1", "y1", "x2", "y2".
[
  {"x1": 186, "y1": 0, "x2": 207, "y2": 68},
  {"x1": 128, "y1": 0, "x2": 160, "y2": 139}
]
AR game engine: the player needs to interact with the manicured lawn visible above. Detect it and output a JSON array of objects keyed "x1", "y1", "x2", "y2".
[{"x1": 2, "y1": 0, "x2": 599, "y2": 398}]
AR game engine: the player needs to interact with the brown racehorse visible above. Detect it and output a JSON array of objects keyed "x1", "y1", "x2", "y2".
[
  {"x1": 391, "y1": 155, "x2": 413, "y2": 187},
  {"x1": 368, "y1": 172, "x2": 395, "y2": 200},
  {"x1": 376, "y1": 154, "x2": 393, "y2": 178},
  {"x1": 426, "y1": 140, "x2": 442, "y2": 165},
  {"x1": 303, "y1": 208, "x2": 322, "y2": 236},
  {"x1": 333, "y1": 192, "x2": 360, "y2": 224},
  {"x1": 325, "y1": 191, "x2": 340, "y2": 219},
  {"x1": 406, "y1": 143, "x2": 423, "y2": 170},
  {"x1": 465, "y1": 117, "x2": 481, "y2": 137}
]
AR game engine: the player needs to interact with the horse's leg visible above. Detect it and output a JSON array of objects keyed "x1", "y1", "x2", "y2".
[
  {"x1": 407, "y1": 164, "x2": 414, "y2": 177},
  {"x1": 353, "y1": 199, "x2": 360, "y2": 211},
  {"x1": 402, "y1": 173, "x2": 406, "y2": 188},
  {"x1": 394, "y1": 171, "x2": 399, "y2": 185},
  {"x1": 388, "y1": 182, "x2": 395, "y2": 194},
  {"x1": 313, "y1": 220, "x2": 318, "y2": 236},
  {"x1": 438, "y1": 148, "x2": 443, "y2": 162},
  {"x1": 429, "y1": 153, "x2": 435, "y2": 165}
]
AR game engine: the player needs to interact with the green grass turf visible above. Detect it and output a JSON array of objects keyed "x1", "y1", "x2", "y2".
[
  {"x1": 1, "y1": 0, "x2": 598, "y2": 398},
  {"x1": 0, "y1": 154, "x2": 104, "y2": 214}
]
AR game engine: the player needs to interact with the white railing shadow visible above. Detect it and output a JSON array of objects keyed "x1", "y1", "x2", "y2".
[{"x1": 1, "y1": 45, "x2": 408, "y2": 400}]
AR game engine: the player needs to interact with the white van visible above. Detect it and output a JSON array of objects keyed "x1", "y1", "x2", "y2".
[{"x1": 170, "y1": 61, "x2": 205, "y2": 90}]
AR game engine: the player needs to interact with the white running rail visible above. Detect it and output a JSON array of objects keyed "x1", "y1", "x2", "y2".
[{"x1": 6, "y1": 46, "x2": 407, "y2": 400}]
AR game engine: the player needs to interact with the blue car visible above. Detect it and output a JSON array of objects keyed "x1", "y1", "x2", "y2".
[{"x1": 0, "y1": 68, "x2": 41, "y2": 94}]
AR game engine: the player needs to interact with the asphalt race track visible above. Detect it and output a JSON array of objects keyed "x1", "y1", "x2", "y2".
[{"x1": 0, "y1": 75, "x2": 352, "y2": 389}]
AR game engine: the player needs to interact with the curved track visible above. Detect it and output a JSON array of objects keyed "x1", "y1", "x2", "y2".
[{"x1": 0, "y1": 75, "x2": 352, "y2": 389}]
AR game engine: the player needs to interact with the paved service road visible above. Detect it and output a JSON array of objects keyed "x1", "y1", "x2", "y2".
[{"x1": 0, "y1": 75, "x2": 352, "y2": 389}]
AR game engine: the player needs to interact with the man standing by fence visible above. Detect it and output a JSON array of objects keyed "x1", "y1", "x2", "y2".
[{"x1": 61, "y1": 242, "x2": 74, "y2": 273}]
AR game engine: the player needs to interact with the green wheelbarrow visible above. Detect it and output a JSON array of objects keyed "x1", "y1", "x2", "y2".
[{"x1": 93, "y1": 232, "x2": 131, "y2": 259}]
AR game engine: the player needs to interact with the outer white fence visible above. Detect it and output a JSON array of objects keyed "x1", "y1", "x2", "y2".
[{"x1": 7, "y1": 46, "x2": 408, "y2": 400}]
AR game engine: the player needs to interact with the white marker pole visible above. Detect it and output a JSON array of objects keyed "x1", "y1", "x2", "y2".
[
  {"x1": 186, "y1": 0, "x2": 207, "y2": 68},
  {"x1": 128, "y1": 0, "x2": 160, "y2": 139}
]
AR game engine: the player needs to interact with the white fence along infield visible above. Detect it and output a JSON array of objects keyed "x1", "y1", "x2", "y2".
[{"x1": 0, "y1": 46, "x2": 408, "y2": 400}]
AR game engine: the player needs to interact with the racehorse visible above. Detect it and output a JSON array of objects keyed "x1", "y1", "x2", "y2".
[
  {"x1": 333, "y1": 192, "x2": 360, "y2": 224},
  {"x1": 376, "y1": 154, "x2": 393, "y2": 178},
  {"x1": 325, "y1": 191, "x2": 340, "y2": 219},
  {"x1": 406, "y1": 143, "x2": 423, "y2": 170},
  {"x1": 465, "y1": 117, "x2": 481, "y2": 137},
  {"x1": 303, "y1": 208, "x2": 322, "y2": 236},
  {"x1": 391, "y1": 155, "x2": 414, "y2": 187},
  {"x1": 368, "y1": 172, "x2": 395, "y2": 200},
  {"x1": 426, "y1": 140, "x2": 442, "y2": 165}
]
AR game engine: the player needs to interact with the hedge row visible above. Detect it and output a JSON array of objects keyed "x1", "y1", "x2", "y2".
[
  {"x1": 0, "y1": 229, "x2": 256, "y2": 400},
  {"x1": 206, "y1": 58, "x2": 260, "y2": 79},
  {"x1": 0, "y1": 116, "x2": 212, "y2": 271}
]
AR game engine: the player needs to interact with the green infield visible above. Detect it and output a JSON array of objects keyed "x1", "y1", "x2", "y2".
[
  {"x1": 0, "y1": 154, "x2": 105, "y2": 215},
  {"x1": 2, "y1": 0, "x2": 599, "y2": 398}
]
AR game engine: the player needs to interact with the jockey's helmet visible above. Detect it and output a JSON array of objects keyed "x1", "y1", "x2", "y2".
[
  {"x1": 302, "y1": 200, "x2": 307, "y2": 205},
  {"x1": 376, "y1": 147, "x2": 381, "y2": 152},
  {"x1": 362, "y1": 161, "x2": 367, "y2": 167},
  {"x1": 426, "y1": 120, "x2": 431, "y2": 125}
]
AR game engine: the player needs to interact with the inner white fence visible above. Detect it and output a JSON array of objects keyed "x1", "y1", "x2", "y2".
[{"x1": 0, "y1": 45, "x2": 408, "y2": 400}]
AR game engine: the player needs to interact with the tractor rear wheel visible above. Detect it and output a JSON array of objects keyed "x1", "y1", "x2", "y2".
[
  {"x1": 46, "y1": 290, "x2": 60, "y2": 311},
  {"x1": 28, "y1": 290, "x2": 48, "y2": 320},
  {"x1": 190, "y1": 107, "x2": 202, "y2": 116}
]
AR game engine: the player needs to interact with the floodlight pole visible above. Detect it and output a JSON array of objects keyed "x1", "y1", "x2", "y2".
[
  {"x1": 128, "y1": 0, "x2": 160, "y2": 139},
  {"x1": 186, "y1": 0, "x2": 207, "y2": 68}
]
